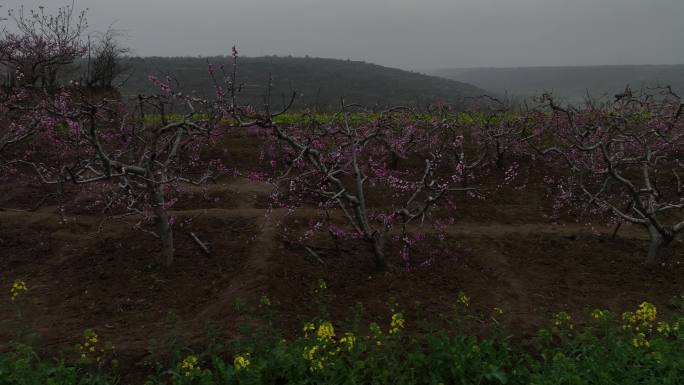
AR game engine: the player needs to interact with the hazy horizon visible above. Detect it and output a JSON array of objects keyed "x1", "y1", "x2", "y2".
[{"x1": 2, "y1": 0, "x2": 683, "y2": 71}]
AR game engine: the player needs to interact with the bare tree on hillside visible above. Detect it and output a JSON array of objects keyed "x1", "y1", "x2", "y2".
[
  {"x1": 0, "y1": 2, "x2": 87, "y2": 87},
  {"x1": 84, "y1": 28, "x2": 130, "y2": 89}
]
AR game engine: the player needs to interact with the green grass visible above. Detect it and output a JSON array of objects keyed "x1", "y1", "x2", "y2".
[{"x1": 138, "y1": 111, "x2": 526, "y2": 127}]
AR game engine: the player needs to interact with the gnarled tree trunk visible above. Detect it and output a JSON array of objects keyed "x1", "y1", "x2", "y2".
[
  {"x1": 646, "y1": 225, "x2": 673, "y2": 267},
  {"x1": 149, "y1": 182, "x2": 174, "y2": 266},
  {"x1": 370, "y1": 232, "x2": 387, "y2": 272}
]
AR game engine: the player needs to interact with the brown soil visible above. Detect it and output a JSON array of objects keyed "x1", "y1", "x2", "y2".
[{"x1": 1, "y1": 132, "x2": 683, "y2": 379}]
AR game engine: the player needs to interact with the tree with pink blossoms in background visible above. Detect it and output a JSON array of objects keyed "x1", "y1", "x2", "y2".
[{"x1": 533, "y1": 88, "x2": 684, "y2": 266}]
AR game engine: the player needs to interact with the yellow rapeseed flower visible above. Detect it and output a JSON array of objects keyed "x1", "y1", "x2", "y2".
[
  {"x1": 369, "y1": 322, "x2": 383, "y2": 346},
  {"x1": 303, "y1": 322, "x2": 315, "y2": 338},
  {"x1": 316, "y1": 322, "x2": 335, "y2": 342},
  {"x1": 552, "y1": 312, "x2": 574, "y2": 331},
  {"x1": 179, "y1": 355, "x2": 199, "y2": 377},
  {"x1": 632, "y1": 332, "x2": 650, "y2": 348},
  {"x1": 389, "y1": 312, "x2": 405, "y2": 335},
  {"x1": 10, "y1": 279, "x2": 28, "y2": 302},
  {"x1": 303, "y1": 345, "x2": 318, "y2": 361},
  {"x1": 457, "y1": 292, "x2": 470, "y2": 307},
  {"x1": 233, "y1": 353, "x2": 251, "y2": 371},
  {"x1": 636, "y1": 302, "x2": 657, "y2": 323},
  {"x1": 339, "y1": 332, "x2": 356, "y2": 351},
  {"x1": 302, "y1": 345, "x2": 324, "y2": 372},
  {"x1": 656, "y1": 321, "x2": 671, "y2": 336},
  {"x1": 622, "y1": 302, "x2": 657, "y2": 333},
  {"x1": 78, "y1": 329, "x2": 101, "y2": 361},
  {"x1": 590, "y1": 309, "x2": 609, "y2": 321}
]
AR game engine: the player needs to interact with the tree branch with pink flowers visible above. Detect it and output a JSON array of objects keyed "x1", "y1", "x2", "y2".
[{"x1": 259, "y1": 105, "x2": 497, "y2": 271}]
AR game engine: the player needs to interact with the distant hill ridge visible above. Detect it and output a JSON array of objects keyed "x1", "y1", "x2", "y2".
[
  {"x1": 433, "y1": 65, "x2": 684, "y2": 104},
  {"x1": 118, "y1": 56, "x2": 488, "y2": 112}
]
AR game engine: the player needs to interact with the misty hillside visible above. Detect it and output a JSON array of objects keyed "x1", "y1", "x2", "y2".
[
  {"x1": 117, "y1": 56, "x2": 487, "y2": 111},
  {"x1": 433, "y1": 65, "x2": 684, "y2": 104}
]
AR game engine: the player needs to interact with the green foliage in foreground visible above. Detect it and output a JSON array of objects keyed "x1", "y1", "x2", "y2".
[
  {"x1": 3, "y1": 286, "x2": 683, "y2": 384},
  {"x1": 0, "y1": 346, "x2": 113, "y2": 385},
  {"x1": 2, "y1": 306, "x2": 684, "y2": 385}
]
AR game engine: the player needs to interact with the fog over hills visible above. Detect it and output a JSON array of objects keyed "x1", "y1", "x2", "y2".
[
  {"x1": 433, "y1": 65, "x2": 684, "y2": 104},
  {"x1": 117, "y1": 56, "x2": 488, "y2": 111}
]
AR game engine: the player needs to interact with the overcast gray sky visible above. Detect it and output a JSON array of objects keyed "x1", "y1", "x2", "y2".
[{"x1": 2, "y1": 0, "x2": 683, "y2": 70}]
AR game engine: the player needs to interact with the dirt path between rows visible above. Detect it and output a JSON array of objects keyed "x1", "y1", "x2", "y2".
[{"x1": 1, "y1": 177, "x2": 682, "y2": 371}]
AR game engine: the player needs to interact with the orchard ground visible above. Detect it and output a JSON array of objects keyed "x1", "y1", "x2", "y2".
[{"x1": 1, "y1": 127, "x2": 683, "y2": 378}]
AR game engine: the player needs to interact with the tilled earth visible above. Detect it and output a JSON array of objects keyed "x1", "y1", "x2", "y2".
[{"x1": 1, "y1": 132, "x2": 683, "y2": 378}]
